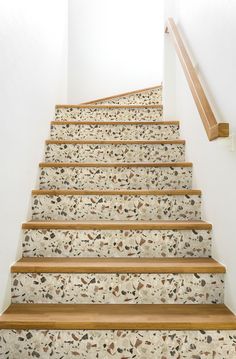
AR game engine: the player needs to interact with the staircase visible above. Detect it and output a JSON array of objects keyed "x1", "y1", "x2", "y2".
[{"x1": 0, "y1": 85, "x2": 236, "y2": 358}]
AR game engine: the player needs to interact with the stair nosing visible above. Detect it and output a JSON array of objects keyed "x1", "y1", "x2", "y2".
[
  {"x1": 32, "y1": 189, "x2": 201, "y2": 196},
  {"x1": 1, "y1": 304, "x2": 236, "y2": 330},
  {"x1": 39, "y1": 162, "x2": 192, "y2": 168},
  {"x1": 55, "y1": 104, "x2": 163, "y2": 109},
  {"x1": 22, "y1": 220, "x2": 212, "y2": 230},
  {"x1": 51, "y1": 120, "x2": 179, "y2": 126},
  {"x1": 45, "y1": 139, "x2": 185, "y2": 145},
  {"x1": 11, "y1": 257, "x2": 225, "y2": 274}
]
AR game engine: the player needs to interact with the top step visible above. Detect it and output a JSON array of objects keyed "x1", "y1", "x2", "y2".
[{"x1": 77, "y1": 85, "x2": 162, "y2": 106}]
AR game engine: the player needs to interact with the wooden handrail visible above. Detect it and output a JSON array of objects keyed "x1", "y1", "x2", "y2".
[{"x1": 165, "y1": 18, "x2": 229, "y2": 141}]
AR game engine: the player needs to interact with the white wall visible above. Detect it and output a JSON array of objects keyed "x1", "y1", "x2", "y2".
[
  {"x1": 0, "y1": 0, "x2": 67, "y2": 312},
  {"x1": 68, "y1": 0, "x2": 164, "y2": 103},
  {"x1": 162, "y1": 0, "x2": 177, "y2": 119},
  {"x1": 164, "y1": 0, "x2": 236, "y2": 313}
]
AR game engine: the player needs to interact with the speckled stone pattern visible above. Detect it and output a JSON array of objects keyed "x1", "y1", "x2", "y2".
[
  {"x1": 50, "y1": 123, "x2": 179, "y2": 140},
  {"x1": 91, "y1": 86, "x2": 162, "y2": 105},
  {"x1": 55, "y1": 106, "x2": 163, "y2": 122},
  {"x1": 39, "y1": 166, "x2": 192, "y2": 190},
  {"x1": 45, "y1": 143, "x2": 185, "y2": 163},
  {"x1": 31, "y1": 193, "x2": 201, "y2": 221},
  {"x1": 22, "y1": 228, "x2": 212, "y2": 258},
  {"x1": 1, "y1": 330, "x2": 236, "y2": 359},
  {"x1": 11, "y1": 272, "x2": 224, "y2": 304}
]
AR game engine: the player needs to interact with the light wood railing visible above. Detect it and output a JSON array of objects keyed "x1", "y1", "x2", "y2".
[{"x1": 165, "y1": 18, "x2": 229, "y2": 141}]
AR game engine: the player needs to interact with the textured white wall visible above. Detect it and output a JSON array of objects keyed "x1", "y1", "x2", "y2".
[
  {"x1": 164, "y1": 0, "x2": 236, "y2": 312},
  {"x1": 68, "y1": 0, "x2": 164, "y2": 103},
  {"x1": 0, "y1": 0, "x2": 68, "y2": 312}
]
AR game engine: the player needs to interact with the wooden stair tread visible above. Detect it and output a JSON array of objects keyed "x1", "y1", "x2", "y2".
[
  {"x1": 22, "y1": 220, "x2": 212, "y2": 230},
  {"x1": 32, "y1": 189, "x2": 201, "y2": 196},
  {"x1": 39, "y1": 162, "x2": 192, "y2": 168},
  {"x1": 55, "y1": 104, "x2": 163, "y2": 109},
  {"x1": 46, "y1": 139, "x2": 185, "y2": 145},
  {"x1": 51, "y1": 120, "x2": 179, "y2": 125},
  {"x1": 11, "y1": 257, "x2": 225, "y2": 273},
  {"x1": 0, "y1": 304, "x2": 235, "y2": 330}
]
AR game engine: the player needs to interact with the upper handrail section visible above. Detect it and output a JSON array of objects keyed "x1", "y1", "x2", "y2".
[{"x1": 165, "y1": 18, "x2": 229, "y2": 140}]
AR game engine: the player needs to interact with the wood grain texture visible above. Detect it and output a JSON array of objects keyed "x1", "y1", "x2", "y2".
[
  {"x1": 45, "y1": 139, "x2": 185, "y2": 145},
  {"x1": 22, "y1": 220, "x2": 212, "y2": 230},
  {"x1": 79, "y1": 85, "x2": 162, "y2": 105},
  {"x1": 39, "y1": 162, "x2": 192, "y2": 168},
  {"x1": 165, "y1": 18, "x2": 229, "y2": 140},
  {"x1": 31, "y1": 189, "x2": 201, "y2": 196},
  {"x1": 1, "y1": 304, "x2": 236, "y2": 330},
  {"x1": 11, "y1": 257, "x2": 225, "y2": 274}
]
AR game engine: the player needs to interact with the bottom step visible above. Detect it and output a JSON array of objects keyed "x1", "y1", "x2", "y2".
[
  {"x1": 0, "y1": 304, "x2": 236, "y2": 330},
  {"x1": 0, "y1": 305, "x2": 236, "y2": 359}
]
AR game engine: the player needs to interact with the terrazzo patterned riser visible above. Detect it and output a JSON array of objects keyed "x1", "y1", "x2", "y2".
[
  {"x1": 50, "y1": 123, "x2": 179, "y2": 141},
  {"x1": 22, "y1": 228, "x2": 211, "y2": 258},
  {"x1": 31, "y1": 194, "x2": 201, "y2": 221},
  {"x1": 11, "y1": 272, "x2": 224, "y2": 304},
  {"x1": 39, "y1": 166, "x2": 192, "y2": 190},
  {"x1": 55, "y1": 107, "x2": 163, "y2": 122},
  {"x1": 1, "y1": 329, "x2": 236, "y2": 359},
  {"x1": 45, "y1": 143, "x2": 185, "y2": 163},
  {"x1": 91, "y1": 87, "x2": 162, "y2": 105}
]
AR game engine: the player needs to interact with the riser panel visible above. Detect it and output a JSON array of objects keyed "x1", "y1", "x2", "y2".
[
  {"x1": 1, "y1": 329, "x2": 236, "y2": 359},
  {"x1": 55, "y1": 107, "x2": 163, "y2": 122},
  {"x1": 39, "y1": 165, "x2": 192, "y2": 190},
  {"x1": 11, "y1": 272, "x2": 224, "y2": 304},
  {"x1": 45, "y1": 143, "x2": 185, "y2": 163},
  {"x1": 31, "y1": 193, "x2": 201, "y2": 221},
  {"x1": 50, "y1": 123, "x2": 179, "y2": 141},
  {"x1": 22, "y1": 228, "x2": 211, "y2": 258}
]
